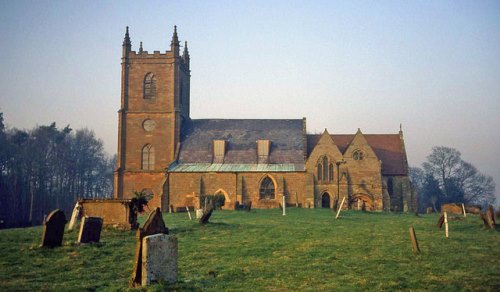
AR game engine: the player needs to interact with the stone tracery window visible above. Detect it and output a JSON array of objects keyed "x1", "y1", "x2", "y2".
[
  {"x1": 317, "y1": 164, "x2": 322, "y2": 181},
  {"x1": 142, "y1": 144, "x2": 155, "y2": 170},
  {"x1": 144, "y1": 73, "x2": 156, "y2": 99},
  {"x1": 353, "y1": 150, "x2": 364, "y2": 161},
  {"x1": 259, "y1": 176, "x2": 275, "y2": 200},
  {"x1": 317, "y1": 156, "x2": 334, "y2": 183}
]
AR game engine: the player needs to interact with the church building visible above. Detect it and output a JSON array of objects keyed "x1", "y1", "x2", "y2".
[{"x1": 113, "y1": 27, "x2": 416, "y2": 212}]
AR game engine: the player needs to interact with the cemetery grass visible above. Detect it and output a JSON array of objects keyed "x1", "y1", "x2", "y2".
[{"x1": 0, "y1": 210, "x2": 499, "y2": 291}]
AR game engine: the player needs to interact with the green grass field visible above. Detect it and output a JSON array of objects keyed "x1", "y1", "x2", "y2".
[{"x1": 0, "y1": 209, "x2": 499, "y2": 291}]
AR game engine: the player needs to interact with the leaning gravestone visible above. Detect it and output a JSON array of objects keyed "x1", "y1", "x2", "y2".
[
  {"x1": 41, "y1": 209, "x2": 67, "y2": 248},
  {"x1": 68, "y1": 202, "x2": 82, "y2": 231},
  {"x1": 78, "y1": 217, "x2": 103, "y2": 243},
  {"x1": 486, "y1": 205, "x2": 496, "y2": 229},
  {"x1": 437, "y1": 214, "x2": 445, "y2": 228},
  {"x1": 142, "y1": 233, "x2": 178, "y2": 286},
  {"x1": 131, "y1": 208, "x2": 169, "y2": 287},
  {"x1": 199, "y1": 206, "x2": 214, "y2": 225}
]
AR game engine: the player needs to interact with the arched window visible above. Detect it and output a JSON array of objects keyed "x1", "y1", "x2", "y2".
[
  {"x1": 259, "y1": 176, "x2": 275, "y2": 200},
  {"x1": 317, "y1": 164, "x2": 322, "y2": 181},
  {"x1": 142, "y1": 144, "x2": 155, "y2": 170},
  {"x1": 329, "y1": 163, "x2": 334, "y2": 182},
  {"x1": 323, "y1": 156, "x2": 328, "y2": 182},
  {"x1": 144, "y1": 73, "x2": 156, "y2": 99}
]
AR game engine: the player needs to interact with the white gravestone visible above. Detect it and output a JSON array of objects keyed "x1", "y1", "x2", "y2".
[
  {"x1": 195, "y1": 209, "x2": 203, "y2": 219},
  {"x1": 141, "y1": 234, "x2": 178, "y2": 286},
  {"x1": 68, "y1": 202, "x2": 82, "y2": 231}
]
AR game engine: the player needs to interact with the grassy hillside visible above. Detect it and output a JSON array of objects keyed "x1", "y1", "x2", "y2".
[{"x1": 0, "y1": 209, "x2": 499, "y2": 291}]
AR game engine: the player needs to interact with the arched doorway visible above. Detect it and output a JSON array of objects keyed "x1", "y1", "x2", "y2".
[
  {"x1": 350, "y1": 193, "x2": 374, "y2": 211},
  {"x1": 321, "y1": 192, "x2": 331, "y2": 208}
]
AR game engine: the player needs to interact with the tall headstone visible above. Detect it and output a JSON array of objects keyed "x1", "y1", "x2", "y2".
[
  {"x1": 486, "y1": 205, "x2": 496, "y2": 229},
  {"x1": 199, "y1": 206, "x2": 214, "y2": 225},
  {"x1": 131, "y1": 208, "x2": 169, "y2": 287},
  {"x1": 78, "y1": 217, "x2": 103, "y2": 243},
  {"x1": 68, "y1": 202, "x2": 82, "y2": 231},
  {"x1": 141, "y1": 234, "x2": 178, "y2": 286},
  {"x1": 41, "y1": 209, "x2": 66, "y2": 248}
]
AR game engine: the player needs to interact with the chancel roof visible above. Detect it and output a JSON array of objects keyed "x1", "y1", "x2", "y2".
[
  {"x1": 307, "y1": 134, "x2": 407, "y2": 176},
  {"x1": 174, "y1": 119, "x2": 305, "y2": 170}
]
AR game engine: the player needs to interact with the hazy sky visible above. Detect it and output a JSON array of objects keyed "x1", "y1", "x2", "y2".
[{"x1": 1, "y1": 1, "x2": 499, "y2": 200}]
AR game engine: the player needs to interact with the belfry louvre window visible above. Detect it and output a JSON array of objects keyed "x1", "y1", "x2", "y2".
[
  {"x1": 213, "y1": 140, "x2": 226, "y2": 163},
  {"x1": 257, "y1": 140, "x2": 270, "y2": 164},
  {"x1": 142, "y1": 144, "x2": 155, "y2": 170},
  {"x1": 259, "y1": 176, "x2": 275, "y2": 200},
  {"x1": 144, "y1": 73, "x2": 156, "y2": 99}
]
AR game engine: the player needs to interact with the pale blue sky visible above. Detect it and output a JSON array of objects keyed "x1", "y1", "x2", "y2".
[{"x1": 1, "y1": 1, "x2": 499, "y2": 200}]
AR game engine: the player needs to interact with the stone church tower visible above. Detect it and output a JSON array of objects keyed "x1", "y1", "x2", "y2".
[{"x1": 114, "y1": 26, "x2": 190, "y2": 207}]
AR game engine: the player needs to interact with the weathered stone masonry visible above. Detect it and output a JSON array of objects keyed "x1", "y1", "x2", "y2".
[{"x1": 114, "y1": 27, "x2": 415, "y2": 212}]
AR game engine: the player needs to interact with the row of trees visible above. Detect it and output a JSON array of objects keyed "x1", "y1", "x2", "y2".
[
  {"x1": 410, "y1": 146, "x2": 496, "y2": 212},
  {"x1": 0, "y1": 113, "x2": 115, "y2": 228}
]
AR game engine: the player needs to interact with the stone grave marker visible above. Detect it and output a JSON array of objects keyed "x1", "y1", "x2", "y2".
[
  {"x1": 437, "y1": 214, "x2": 445, "y2": 228},
  {"x1": 409, "y1": 226, "x2": 420, "y2": 253},
  {"x1": 131, "y1": 207, "x2": 169, "y2": 287},
  {"x1": 41, "y1": 209, "x2": 67, "y2": 248},
  {"x1": 68, "y1": 202, "x2": 82, "y2": 231},
  {"x1": 78, "y1": 217, "x2": 103, "y2": 244},
  {"x1": 141, "y1": 234, "x2": 178, "y2": 286},
  {"x1": 245, "y1": 201, "x2": 252, "y2": 212},
  {"x1": 486, "y1": 205, "x2": 496, "y2": 229},
  {"x1": 426, "y1": 207, "x2": 433, "y2": 214},
  {"x1": 195, "y1": 208, "x2": 203, "y2": 219},
  {"x1": 199, "y1": 205, "x2": 214, "y2": 225}
]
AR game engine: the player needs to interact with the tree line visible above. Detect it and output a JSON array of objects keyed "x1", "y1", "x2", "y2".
[
  {"x1": 410, "y1": 146, "x2": 496, "y2": 212},
  {"x1": 0, "y1": 112, "x2": 115, "y2": 228}
]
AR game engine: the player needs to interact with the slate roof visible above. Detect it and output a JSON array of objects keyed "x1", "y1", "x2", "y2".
[
  {"x1": 174, "y1": 119, "x2": 305, "y2": 171},
  {"x1": 307, "y1": 134, "x2": 407, "y2": 176}
]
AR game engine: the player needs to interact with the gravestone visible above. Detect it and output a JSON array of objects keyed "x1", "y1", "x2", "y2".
[
  {"x1": 480, "y1": 211, "x2": 490, "y2": 228},
  {"x1": 437, "y1": 214, "x2": 445, "y2": 228},
  {"x1": 245, "y1": 201, "x2": 252, "y2": 212},
  {"x1": 195, "y1": 209, "x2": 203, "y2": 219},
  {"x1": 199, "y1": 206, "x2": 214, "y2": 225},
  {"x1": 426, "y1": 207, "x2": 433, "y2": 214},
  {"x1": 141, "y1": 234, "x2": 178, "y2": 286},
  {"x1": 131, "y1": 208, "x2": 169, "y2": 287},
  {"x1": 68, "y1": 202, "x2": 82, "y2": 231},
  {"x1": 78, "y1": 217, "x2": 103, "y2": 243},
  {"x1": 41, "y1": 209, "x2": 66, "y2": 248},
  {"x1": 409, "y1": 226, "x2": 420, "y2": 253},
  {"x1": 486, "y1": 205, "x2": 496, "y2": 229}
]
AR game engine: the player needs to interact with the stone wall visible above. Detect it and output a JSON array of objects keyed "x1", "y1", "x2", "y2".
[{"x1": 79, "y1": 199, "x2": 135, "y2": 229}]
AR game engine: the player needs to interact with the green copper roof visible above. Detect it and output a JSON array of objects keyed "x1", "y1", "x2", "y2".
[{"x1": 168, "y1": 163, "x2": 301, "y2": 173}]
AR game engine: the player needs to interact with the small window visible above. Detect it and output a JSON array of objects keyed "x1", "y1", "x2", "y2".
[
  {"x1": 257, "y1": 140, "x2": 270, "y2": 164},
  {"x1": 142, "y1": 144, "x2": 155, "y2": 170},
  {"x1": 353, "y1": 150, "x2": 364, "y2": 161},
  {"x1": 329, "y1": 163, "x2": 334, "y2": 182},
  {"x1": 259, "y1": 176, "x2": 275, "y2": 200},
  {"x1": 144, "y1": 73, "x2": 156, "y2": 99},
  {"x1": 213, "y1": 140, "x2": 226, "y2": 163}
]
